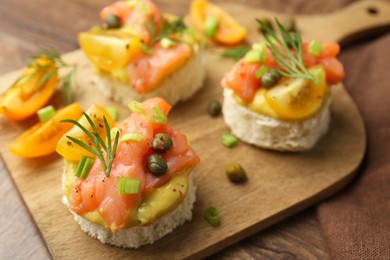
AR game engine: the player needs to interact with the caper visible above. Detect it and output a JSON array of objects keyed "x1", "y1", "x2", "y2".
[
  {"x1": 261, "y1": 69, "x2": 281, "y2": 88},
  {"x1": 225, "y1": 162, "x2": 247, "y2": 183},
  {"x1": 104, "y1": 13, "x2": 121, "y2": 29},
  {"x1": 152, "y1": 133, "x2": 173, "y2": 153},
  {"x1": 208, "y1": 99, "x2": 222, "y2": 117},
  {"x1": 147, "y1": 154, "x2": 168, "y2": 176},
  {"x1": 283, "y1": 17, "x2": 296, "y2": 32}
]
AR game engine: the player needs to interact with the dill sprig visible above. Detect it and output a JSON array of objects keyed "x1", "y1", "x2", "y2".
[
  {"x1": 257, "y1": 19, "x2": 314, "y2": 81},
  {"x1": 141, "y1": 17, "x2": 187, "y2": 54},
  {"x1": 14, "y1": 49, "x2": 76, "y2": 104},
  {"x1": 61, "y1": 113, "x2": 119, "y2": 177}
]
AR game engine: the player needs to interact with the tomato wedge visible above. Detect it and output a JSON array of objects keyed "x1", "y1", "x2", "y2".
[
  {"x1": 9, "y1": 103, "x2": 83, "y2": 158},
  {"x1": 190, "y1": 0, "x2": 247, "y2": 45},
  {"x1": 264, "y1": 66, "x2": 327, "y2": 120},
  {"x1": 0, "y1": 57, "x2": 58, "y2": 121},
  {"x1": 56, "y1": 104, "x2": 115, "y2": 162}
]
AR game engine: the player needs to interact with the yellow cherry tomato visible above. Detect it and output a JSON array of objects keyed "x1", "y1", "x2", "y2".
[
  {"x1": 56, "y1": 104, "x2": 115, "y2": 162},
  {"x1": 9, "y1": 103, "x2": 83, "y2": 158},
  {"x1": 264, "y1": 66, "x2": 327, "y2": 121},
  {"x1": 0, "y1": 57, "x2": 58, "y2": 121},
  {"x1": 190, "y1": 0, "x2": 247, "y2": 45},
  {"x1": 78, "y1": 28, "x2": 140, "y2": 72}
]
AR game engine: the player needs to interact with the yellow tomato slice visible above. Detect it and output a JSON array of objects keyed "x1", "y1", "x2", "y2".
[
  {"x1": 190, "y1": 0, "x2": 247, "y2": 45},
  {"x1": 264, "y1": 66, "x2": 327, "y2": 121},
  {"x1": 78, "y1": 29, "x2": 140, "y2": 72},
  {"x1": 8, "y1": 103, "x2": 83, "y2": 158},
  {"x1": 0, "y1": 58, "x2": 58, "y2": 121},
  {"x1": 56, "y1": 104, "x2": 115, "y2": 162}
]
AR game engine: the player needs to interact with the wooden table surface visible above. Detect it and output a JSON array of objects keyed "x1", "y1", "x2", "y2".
[{"x1": 0, "y1": 0, "x2": 354, "y2": 258}]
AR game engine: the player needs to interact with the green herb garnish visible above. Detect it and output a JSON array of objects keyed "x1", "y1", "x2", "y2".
[
  {"x1": 204, "y1": 207, "x2": 220, "y2": 227},
  {"x1": 204, "y1": 16, "x2": 219, "y2": 38},
  {"x1": 141, "y1": 17, "x2": 187, "y2": 54},
  {"x1": 105, "y1": 106, "x2": 118, "y2": 121},
  {"x1": 128, "y1": 100, "x2": 167, "y2": 124},
  {"x1": 15, "y1": 49, "x2": 76, "y2": 104},
  {"x1": 121, "y1": 133, "x2": 143, "y2": 142},
  {"x1": 222, "y1": 133, "x2": 238, "y2": 148},
  {"x1": 61, "y1": 113, "x2": 119, "y2": 177},
  {"x1": 117, "y1": 177, "x2": 140, "y2": 194},
  {"x1": 308, "y1": 40, "x2": 323, "y2": 56},
  {"x1": 221, "y1": 46, "x2": 251, "y2": 61},
  {"x1": 37, "y1": 105, "x2": 56, "y2": 123},
  {"x1": 75, "y1": 155, "x2": 95, "y2": 179},
  {"x1": 257, "y1": 19, "x2": 314, "y2": 82}
]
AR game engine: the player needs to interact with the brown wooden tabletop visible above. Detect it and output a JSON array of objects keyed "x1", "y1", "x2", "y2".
[{"x1": 0, "y1": 0, "x2": 355, "y2": 258}]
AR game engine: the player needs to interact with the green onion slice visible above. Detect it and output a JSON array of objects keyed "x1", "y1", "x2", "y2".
[
  {"x1": 128, "y1": 100, "x2": 167, "y2": 124},
  {"x1": 105, "y1": 106, "x2": 118, "y2": 121},
  {"x1": 308, "y1": 40, "x2": 323, "y2": 56},
  {"x1": 222, "y1": 133, "x2": 238, "y2": 148},
  {"x1": 160, "y1": 37, "x2": 176, "y2": 49},
  {"x1": 312, "y1": 67, "x2": 324, "y2": 85},
  {"x1": 37, "y1": 105, "x2": 56, "y2": 123},
  {"x1": 254, "y1": 65, "x2": 269, "y2": 79},
  {"x1": 204, "y1": 16, "x2": 219, "y2": 38},
  {"x1": 204, "y1": 207, "x2": 220, "y2": 227},
  {"x1": 75, "y1": 155, "x2": 95, "y2": 179},
  {"x1": 121, "y1": 133, "x2": 143, "y2": 142},
  {"x1": 117, "y1": 177, "x2": 140, "y2": 194}
]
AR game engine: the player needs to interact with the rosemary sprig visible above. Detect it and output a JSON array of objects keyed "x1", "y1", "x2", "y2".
[
  {"x1": 257, "y1": 19, "x2": 314, "y2": 81},
  {"x1": 221, "y1": 45, "x2": 251, "y2": 61},
  {"x1": 141, "y1": 17, "x2": 187, "y2": 54},
  {"x1": 14, "y1": 49, "x2": 77, "y2": 104},
  {"x1": 61, "y1": 113, "x2": 119, "y2": 177}
]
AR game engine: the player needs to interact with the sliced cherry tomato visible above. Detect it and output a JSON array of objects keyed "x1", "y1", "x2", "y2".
[
  {"x1": 9, "y1": 103, "x2": 83, "y2": 158},
  {"x1": 56, "y1": 104, "x2": 115, "y2": 162},
  {"x1": 0, "y1": 57, "x2": 58, "y2": 121},
  {"x1": 264, "y1": 66, "x2": 327, "y2": 120},
  {"x1": 78, "y1": 29, "x2": 140, "y2": 72},
  {"x1": 190, "y1": 0, "x2": 247, "y2": 45}
]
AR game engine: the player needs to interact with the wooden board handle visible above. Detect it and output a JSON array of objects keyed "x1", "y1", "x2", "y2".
[{"x1": 298, "y1": 0, "x2": 390, "y2": 44}]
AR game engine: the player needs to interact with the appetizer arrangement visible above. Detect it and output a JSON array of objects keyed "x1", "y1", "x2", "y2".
[
  {"x1": 79, "y1": 0, "x2": 205, "y2": 106},
  {"x1": 222, "y1": 20, "x2": 345, "y2": 151},
  {"x1": 56, "y1": 98, "x2": 200, "y2": 248}
]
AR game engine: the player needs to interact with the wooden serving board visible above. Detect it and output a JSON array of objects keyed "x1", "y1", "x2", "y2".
[{"x1": 2, "y1": 0, "x2": 390, "y2": 258}]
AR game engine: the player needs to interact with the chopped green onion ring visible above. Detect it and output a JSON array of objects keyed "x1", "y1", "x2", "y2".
[
  {"x1": 37, "y1": 105, "x2": 56, "y2": 123},
  {"x1": 204, "y1": 207, "x2": 220, "y2": 227},
  {"x1": 121, "y1": 133, "x2": 143, "y2": 142},
  {"x1": 105, "y1": 106, "x2": 118, "y2": 121},
  {"x1": 117, "y1": 177, "x2": 140, "y2": 194},
  {"x1": 254, "y1": 65, "x2": 269, "y2": 79},
  {"x1": 308, "y1": 40, "x2": 323, "y2": 56},
  {"x1": 204, "y1": 16, "x2": 219, "y2": 38},
  {"x1": 160, "y1": 37, "x2": 176, "y2": 49},
  {"x1": 75, "y1": 155, "x2": 95, "y2": 179},
  {"x1": 222, "y1": 133, "x2": 238, "y2": 148}
]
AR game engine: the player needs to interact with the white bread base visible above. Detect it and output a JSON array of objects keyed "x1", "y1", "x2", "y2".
[
  {"x1": 62, "y1": 172, "x2": 196, "y2": 248},
  {"x1": 222, "y1": 88, "x2": 331, "y2": 151},
  {"x1": 94, "y1": 45, "x2": 205, "y2": 106}
]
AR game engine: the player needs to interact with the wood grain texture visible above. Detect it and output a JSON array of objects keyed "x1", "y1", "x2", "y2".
[{"x1": 0, "y1": 0, "x2": 372, "y2": 259}]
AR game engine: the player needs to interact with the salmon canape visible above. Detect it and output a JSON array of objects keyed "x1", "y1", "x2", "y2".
[
  {"x1": 56, "y1": 97, "x2": 200, "y2": 248},
  {"x1": 79, "y1": 0, "x2": 205, "y2": 106},
  {"x1": 222, "y1": 20, "x2": 345, "y2": 151}
]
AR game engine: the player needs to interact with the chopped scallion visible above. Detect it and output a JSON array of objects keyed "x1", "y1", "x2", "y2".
[
  {"x1": 245, "y1": 50, "x2": 265, "y2": 63},
  {"x1": 308, "y1": 40, "x2": 323, "y2": 56},
  {"x1": 254, "y1": 65, "x2": 269, "y2": 79},
  {"x1": 37, "y1": 105, "x2": 56, "y2": 123},
  {"x1": 128, "y1": 100, "x2": 146, "y2": 114},
  {"x1": 204, "y1": 16, "x2": 219, "y2": 38},
  {"x1": 117, "y1": 177, "x2": 140, "y2": 194},
  {"x1": 160, "y1": 37, "x2": 176, "y2": 49},
  {"x1": 128, "y1": 100, "x2": 167, "y2": 124},
  {"x1": 121, "y1": 133, "x2": 143, "y2": 142},
  {"x1": 204, "y1": 207, "x2": 220, "y2": 227},
  {"x1": 312, "y1": 67, "x2": 323, "y2": 85},
  {"x1": 75, "y1": 155, "x2": 95, "y2": 179},
  {"x1": 105, "y1": 106, "x2": 118, "y2": 121},
  {"x1": 222, "y1": 133, "x2": 238, "y2": 148}
]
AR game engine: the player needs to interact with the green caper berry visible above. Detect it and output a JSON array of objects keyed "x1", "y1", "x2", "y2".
[
  {"x1": 208, "y1": 100, "x2": 221, "y2": 117},
  {"x1": 105, "y1": 13, "x2": 121, "y2": 29},
  {"x1": 283, "y1": 17, "x2": 296, "y2": 32},
  {"x1": 261, "y1": 69, "x2": 281, "y2": 88},
  {"x1": 147, "y1": 154, "x2": 168, "y2": 176},
  {"x1": 152, "y1": 133, "x2": 173, "y2": 153},
  {"x1": 225, "y1": 162, "x2": 247, "y2": 183}
]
